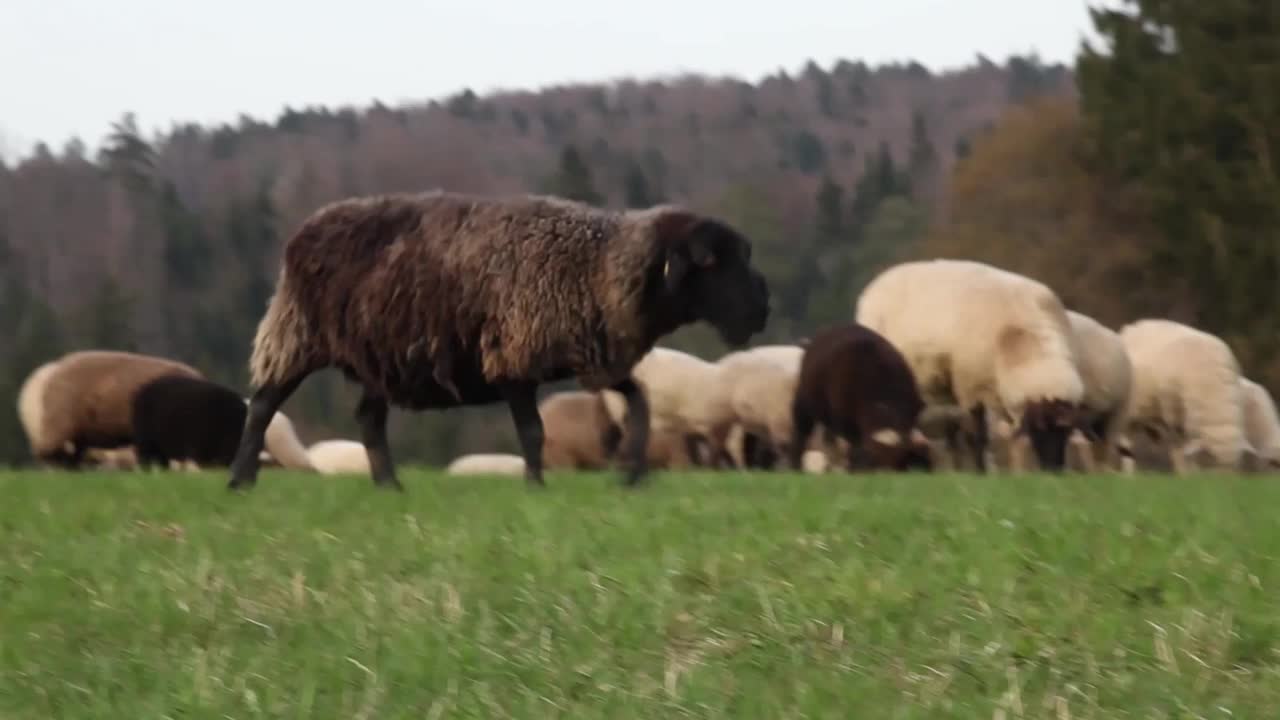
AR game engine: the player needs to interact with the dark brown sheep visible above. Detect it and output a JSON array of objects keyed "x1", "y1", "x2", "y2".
[
  {"x1": 789, "y1": 323, "x2": 932, "y2": 472},
  {"x1": 228, "y1": 190, "x2": 771, "y2": 491}
]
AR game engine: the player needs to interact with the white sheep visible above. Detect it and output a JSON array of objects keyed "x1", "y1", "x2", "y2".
[
  {"x1": 855, "y1": 259, "x2": 1085, "y2": 471},
  {"x1": 1058, "y1": 310, "x2": 1134, "y2": 473},
  {"x1": 716, "y1": 345, "x2": 806, "y2": 467},
  {"x1": 446, "y1": 453, "x2": 528, "y2": 476},
  {"x1": 306, "y1": 439, "x2": 372, "y2": 475},
  {"x1": 1240, "y1": 378, "x2": 1280, "y2": 468},
  {"x1": 1118, "y1": 318, "x2": 1253, "y2": 472},
  {"x1": 600, "y1": 346, "x2": 736, "y2": 468}
]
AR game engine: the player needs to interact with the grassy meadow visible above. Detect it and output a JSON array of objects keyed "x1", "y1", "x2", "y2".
[{"x1": 2, "y1": 469, "x2": 1279, "y2": 718}]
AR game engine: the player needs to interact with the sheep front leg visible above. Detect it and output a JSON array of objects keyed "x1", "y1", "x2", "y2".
[
  {"x1": 355, "y1": 392, "x2": 403, "y2": 491},
  {"x1": 612, "y1": 378, "x2": 650, "y2": 487},
  {"x1": 501, "y1": 381, "x2": 546, "y2": 488},
  {"x1": 228, "y1": 374, "x2": 306, "y2": 491}
]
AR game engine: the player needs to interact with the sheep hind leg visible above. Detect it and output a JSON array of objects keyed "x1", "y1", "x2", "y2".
[
  {"x1": 228, "y1": 373, "x2": 307, "y2": 491},
  {"x1": 612, "y1": 378, "x2": 650, "y2": 487},
  {"x1": 355, "y1": 392, "x2": 403, "y2": 491},
  {"x1": 500, "y1": 381, "x2": 547, "y2": 488}
]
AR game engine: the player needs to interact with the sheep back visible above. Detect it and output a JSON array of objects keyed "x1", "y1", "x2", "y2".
[
  {"x1": 131, "y1": 375, "x2": 247, "y2": 466},
  {"x1": 307, "y1": 439, "x2": 372, "y2": 475},
  {"x1": 446, "y1": 453, "x2": 528, "y2": 476}
]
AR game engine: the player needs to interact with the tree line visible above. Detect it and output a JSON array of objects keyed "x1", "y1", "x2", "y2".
[{"x1": 11, "y1": 0, "x2": 1275, "y2": 468}]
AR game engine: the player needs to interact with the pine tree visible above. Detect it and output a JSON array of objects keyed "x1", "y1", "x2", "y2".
[
  {"x1": 814, "y1": 176, "x2": 844, "y2": 244},
  {"x1": 623, "y1": 162, "x2": 655, "y2": 208},
  {"x1": 79, "y1": 276, "x2": 137, "y2": 351},
  {"x1": 97, "y1": 112, "x2": 156, "y2": 190},
  {"x1": 907, "y1": 110, "x2": 939, "y2": 201},
  {"x1": 545, "y1": 145, "x2": 604, "y2": 206},
  {"x1": 1077, "y1": 0, "x2": 1280, "y2": 366}
]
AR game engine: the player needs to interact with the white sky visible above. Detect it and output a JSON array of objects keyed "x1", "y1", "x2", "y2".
[{"x1": 0, "y1": 0, "x2": 1106, "y2": 161}]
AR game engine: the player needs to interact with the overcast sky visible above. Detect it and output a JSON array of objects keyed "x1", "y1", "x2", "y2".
[{"x1": 1, "y1": 0, "x2": 1106, "y2": 161}]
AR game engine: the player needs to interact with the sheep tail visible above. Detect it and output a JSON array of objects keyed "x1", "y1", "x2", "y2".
[{"x1": 249, "y1": 273, "x2": 310, "y2": 389}]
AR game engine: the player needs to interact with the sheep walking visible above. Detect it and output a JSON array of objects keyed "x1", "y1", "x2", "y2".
[
  {"x1": 229, "y1": 191, "x2": 770, "y2": 491},
  {"x1": 17, "y1": 350, "x2": 204, "y2": 468},
  {"x1": 1119, "y1": 318, "x2": 1252, "y2": 472},
  {"x1": 789, "y1": 323, "x2": 933, "y2": 472},
  {"x1": 855, "y1": 259, "x2": 1085, "y2": 471},
  {"x1": 307, "y1": 439, "x2": 372, "y2": 475}
]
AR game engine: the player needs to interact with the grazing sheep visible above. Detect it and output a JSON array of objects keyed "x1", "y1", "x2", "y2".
[
  {"x1": 716, "y1": 344, "x2": 805, "y2": 469},
  {"x1": 726, "y1": 359, "x2": 803, "y2": 466},
  {"x1": 1060, "y1": 310, "x2": 1133, "y2": 473},
  {"x1": 789, "y1": 323, "x2": 933, "y2": 472},
  {"x1": 540, "y1": 390, "x2": 621, "y2": 470},
  {"x1": 307, "y1": 439, "x2": 371, "y2": 475},
  {"x1": 17, "y1": 350, "x2": 203, "y2": 468},
  {"x1": 855, "y1": 259, "x2": 1085, "y2": 471},
  {"x1": 229, "y1": 191, "x2": 770, "y2": 492},
  {"x1": 446, "y1": 453, "x2": 527, "y2": 476},
  {"x1": 1119, "y1": 318, "x2": 1252, "y2": 472},
  {"x1": 131, "y1": 375, "x2": 316, "y2": 471},
  {"x1": 1240, "y1": 378, "x2": 1280, "y2": 469},
  {"x1": 600, "y1": 346, "x2": 738, "y2": 470}
]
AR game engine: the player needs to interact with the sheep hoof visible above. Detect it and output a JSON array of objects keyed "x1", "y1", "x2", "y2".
[
  {"x1": 622, "y1": 468, "x2": 650, "y2": 488},
  {"x1": 372, "y1": 477, "x2": 405, "y2": 492}
]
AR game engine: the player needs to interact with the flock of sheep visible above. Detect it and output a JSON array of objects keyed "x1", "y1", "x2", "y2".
[{"x1": 12, "y1": 189, "x2": 1280, "y2": 486}]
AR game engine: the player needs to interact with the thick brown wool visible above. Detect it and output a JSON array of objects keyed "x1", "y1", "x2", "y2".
[
  {"x1": 252, "y1": 191, "x2": 704, "y2": 405},
  {"x1": 30, "y1": 350, "x2": 203, "y2": 458}
]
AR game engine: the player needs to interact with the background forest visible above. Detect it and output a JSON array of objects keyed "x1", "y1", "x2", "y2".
[{"x1": 2, "y1": 0, "x2": 1276, "y2": 466}]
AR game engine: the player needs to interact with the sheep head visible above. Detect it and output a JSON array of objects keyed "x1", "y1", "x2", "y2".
[
  {"x1": 1015, "y1": 398, "x2": 1083, "y2": 471},
  {"x1": 654, "y1": 208, "x2": 770, "y2": 347}
]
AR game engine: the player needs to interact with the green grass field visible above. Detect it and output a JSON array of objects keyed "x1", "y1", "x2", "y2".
[{"x1": 3, "y1": 470, "x2": 1279, "y2": 719}]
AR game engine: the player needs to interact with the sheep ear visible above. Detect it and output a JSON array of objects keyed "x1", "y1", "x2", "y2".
[{"x1": 663, "y1": 252, "x2": 691, "y2": 294}]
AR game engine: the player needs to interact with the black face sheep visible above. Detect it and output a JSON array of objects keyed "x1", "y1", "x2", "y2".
[
  {"x1": 227, "y1": 190, "x2": 771, "y2": 492},
  {"x1": 130, "y1": 375, "x2": 249, "y2": 469},
  {"x1": 788, "y1": 323, "x2": 933, "y2": 473},
  {"x1": 131, "y1": 374, "x2": 317, "y2": 471},
  {"x1": 16, "y1": 350, "x2": 204, "y2": 468}
]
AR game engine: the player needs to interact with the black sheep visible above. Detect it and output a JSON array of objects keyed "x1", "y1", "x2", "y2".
[
  {"x1": 789, "y1": 323, "x2": 933, "y2": 472},
  {"x1": 131, "y1": 375, "x2": 248, "y2": 469}
]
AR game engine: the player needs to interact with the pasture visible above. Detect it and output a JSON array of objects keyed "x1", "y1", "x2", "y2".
[{"x1": 3, "y1": 470, "x2": 1279, "y2": 718}]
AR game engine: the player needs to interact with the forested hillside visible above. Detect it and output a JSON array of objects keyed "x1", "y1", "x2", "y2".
[{"x1": 0, "y1": 55, "x2": 1071, "y2": 464}]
